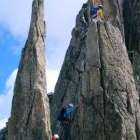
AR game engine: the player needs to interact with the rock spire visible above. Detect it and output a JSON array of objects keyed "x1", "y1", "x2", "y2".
[
  {"x1": 7, "y1": 0, "x2": 51, "y2": 139},
  {"x1": 51, "y1": 1, "x2": 140, "y2": 140}
]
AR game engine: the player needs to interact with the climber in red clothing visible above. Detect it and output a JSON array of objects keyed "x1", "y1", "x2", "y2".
[{"x1": 52, "y1": 134, "x2": 59, "y2": 140}]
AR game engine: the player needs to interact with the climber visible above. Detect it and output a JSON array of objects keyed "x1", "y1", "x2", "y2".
[
  {"x1": 52, "y1": 134, "x2": 59, "y2": 140},
  {"x1": 90, "y1": 4, "x2": 104, "y2": 20},
  {"x1": 57, "y1": 103, "x2": 76, "y2": 125},
  {"x1": 97, "y1": 5, "x2": 104, "y2": 20},
  {"x1": 63, "y1": 103, "x2": 76, "y2": 122},
  {"x1": 90, "y1": 0, "x2": 104, "y2": 21},
  {"x1": 90, "y1": 5, "x2": 99, "y2": 19}
]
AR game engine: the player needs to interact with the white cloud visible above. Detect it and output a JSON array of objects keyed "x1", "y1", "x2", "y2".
[
  {"x1": 45, "y1": 0, "x2": 87, "y2": 70},
  {"x1": 0, "y1": 0, "x2": 86, "y2": 37},
  {"x1": 0, "y1": 118, "x2": 8, "y2": 130},
  {"x1": 47, "y1": 69, "x2": 59, "y2": 93},
  {"x1": 0, "y1": 0, "x2": 86, "y2": 128},
  {"x1": 5, "y1": 70, "x2": 18, "y2": 90},
  {"x1": 0, "y1": 69, "x2": 17, "y2": 129},
  {"x1": 0, "y1": 0, "x2": 87, "y2": 39},
  {"x1": 0, "y1": 0, "x2": 32, "y2": 37},
  {"x1": 46, "y1": 0, "x2": 86, "y2": 42},
  {"x1": 0, "y1": 68, "x2": 59, "y2": 129},
  {"x1": 0, "y1": 0, "x2": 87, "y2": 69}
]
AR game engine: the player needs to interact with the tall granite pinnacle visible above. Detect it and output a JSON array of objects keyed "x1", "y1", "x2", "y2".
[
  {"x1": 7, "y1": 0, "x2": 51, "y2": 140},
  {"x1": 51, "y1": 0, "x2": 140, "y2": 140},
  {"x1": 0, "y1": 0, "x2": 140, "y2": 140}
]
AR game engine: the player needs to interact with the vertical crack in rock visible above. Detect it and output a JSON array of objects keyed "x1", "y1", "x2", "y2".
[
  {"x1": 7, "y1": 0, "x2": 51, "y2": 140},
  {"x1": 123, "y1": 0, "x2": 140, "y2": 136},
  {"x1": 97, "y1": 22, "x2": 106, "y2": 140},
  {"x1": 123, "y1": 0, "x2": 140, "y2": 101},
  {"x1": 0, "y1": 0, "x2": 140, "y2": 140},
  {"x1": 51, "y1": 1, "x2": 140, "y2": 140}
]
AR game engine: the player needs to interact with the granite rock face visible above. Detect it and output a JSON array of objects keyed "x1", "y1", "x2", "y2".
[
  {"x1": 7, "y1": 0, "x2": 51, "y2": 140},
  {"x1": 123, "y1": 0, "x2": 140, "y2": 99},
  {"x1": 0, "y1": 0, "x2": 140, "y2": 140},
  {"x1": 51, "y1": 1, "x2": 140, "y2": 140}
]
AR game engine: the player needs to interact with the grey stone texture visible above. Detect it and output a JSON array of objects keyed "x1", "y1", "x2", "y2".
[
  {"x1": 0, "y1": 0, "x2": 140, "y2": 140},
  {"x1": 123, "y1": 0, "x2": 140, "y2": 99},
  {"x1": 7, "y1": 0, "x2": 51, "y2": 140},
  {"x1": 51, "y1": 1, "x2": 140, "y2": 140}
]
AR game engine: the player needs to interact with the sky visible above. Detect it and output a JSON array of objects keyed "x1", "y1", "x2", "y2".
[{"x1": 0, "y1": 0, "x2": 87, "y2": 129}]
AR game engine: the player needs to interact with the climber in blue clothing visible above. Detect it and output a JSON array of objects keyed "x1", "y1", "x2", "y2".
[
  {"x1": 57, "y1": 103, "x2": 77, "y2": 125},
  {"x1": 90, "y1": 5, "x2": 99, "y2": 19},
  {"x1": 90, "y1": 0, "x2": 104, "y2": 20}
]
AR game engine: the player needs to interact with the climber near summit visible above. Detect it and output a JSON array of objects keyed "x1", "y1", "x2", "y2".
[
  {"x1": 90, "y1": 0, "x2": 104, "y2": 21},
  {"x1": 97, "y1": 5, "x2": 104, "y2": 19},
  {"x1": 57, "y1": 103, "x2": 77, "y2": 125}
]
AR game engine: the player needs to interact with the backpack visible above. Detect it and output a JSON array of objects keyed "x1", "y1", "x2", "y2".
[{"x1": 63, "y1": 106, "x2": 75, "y2": 120}]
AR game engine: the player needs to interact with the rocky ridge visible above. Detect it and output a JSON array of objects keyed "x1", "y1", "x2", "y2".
[
  {"x1": 0, "y1": 0, "x2": 140, "y2": 140},
  {"x1": 51, "y1": 1, "x2": 140, "y2": 140}
]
